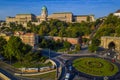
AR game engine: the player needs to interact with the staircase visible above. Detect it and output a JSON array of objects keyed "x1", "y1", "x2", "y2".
[{"x1": 88, "y1": 20, "x2": 104, "y2": 44}]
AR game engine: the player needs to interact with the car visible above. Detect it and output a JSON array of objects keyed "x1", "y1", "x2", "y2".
[
  {"x1": 69, "y1": 66, "x2": 72, "y2": 71},
  {"x1": 112, "y1": 59, "x2": 115, "y2": 62},
  {"x1": 63, "y1": 59, "x2": 69, "y2": 64},
  {"x1": 65, "y1": 73, "x2": 70, "y2": 80}
]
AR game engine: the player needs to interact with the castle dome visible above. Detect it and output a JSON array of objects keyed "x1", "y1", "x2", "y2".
[{"x1": 42, "y1": 6, "x2": 47, "y2": 11}]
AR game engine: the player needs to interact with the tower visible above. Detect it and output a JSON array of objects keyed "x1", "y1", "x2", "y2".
[{"x1": 41, "y1": 6, "x2": 48, "y2": 21}]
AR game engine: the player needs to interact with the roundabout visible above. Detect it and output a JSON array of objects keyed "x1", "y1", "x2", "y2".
[{"x1": 73, "y1": 57, "x2": 119, "y2": 77}]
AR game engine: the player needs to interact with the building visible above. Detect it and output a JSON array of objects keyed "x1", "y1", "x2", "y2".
[
  {"x1": 6, "y1": 6, "x2": 95, "y2": 25},
  {"x1": 38, "y1": 6, "x2": 48, "y2": 22},
  {"x1": 44, "y1": 36, "x2": 79, "y2": 45},
  {"x1": 0, "y1": 20, "x2": 5, "y2": 27},
  {"x1": 14, "y1": 31, "x2": 39, "y2": 47},
  {"x1": 73, "y1": 15, "x2": 95, "y2": 23},
  {"x1": 0, "y1": 33, "x2": 10, "y2": 41},
  {"x1": 101, "y1": 36, "x2": 120, "y2": 60},
  {"x1": 6, "y1": 14, "x2": 36, "y2": 24},
  {"x1": 0, "y1": 31, "x2": 38, "y2": 47},
  {"x1": 114, "y1": 9, "x2": 120, "y2": 17},
  {"x1": 48, "y1": 12, "x2": 73, "y2": 22}
]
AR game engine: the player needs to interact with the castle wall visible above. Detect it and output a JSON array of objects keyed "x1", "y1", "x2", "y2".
[
  {"x1": 6, "y1": 6, "x2": 95, "y2": 25},
  {"x1": 44, "y1": 36, "x2": 78, "y2": 44},
  {"x1": 101, "y1": 36, "x2": 120, "y2": 51},
  {"x1": 48, "y1": 12, "x2": 73, "y2": 22}
]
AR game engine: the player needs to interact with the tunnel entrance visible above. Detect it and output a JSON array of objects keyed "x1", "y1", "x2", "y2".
[{"x1": 108, "y1": 42, "x2": 115, "y2": 50}]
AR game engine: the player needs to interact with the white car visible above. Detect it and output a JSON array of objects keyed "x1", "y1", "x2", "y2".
[{"x1": 65, "y1": 73, "x2": 70, "y2": 80}]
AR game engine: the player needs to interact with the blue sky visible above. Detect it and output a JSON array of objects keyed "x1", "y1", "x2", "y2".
[{"x1": 0, "y1": 0, "x2": 120, "y2": 20}]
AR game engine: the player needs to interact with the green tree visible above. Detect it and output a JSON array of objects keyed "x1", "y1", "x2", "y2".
[
  {"x1": 82, "y1": 38, "x2": 88, "y2": 44},
  {"x1": 58, "y1": 26, "x2": 66, "y2": 37},
  {"x1": 88, "y1": 44, "x2": 98, "y2": 52},
  {"x1": 22, "y1": 52, "x2": 33, "y2": 67},
  {"x1": 91, "y1": 38, "x2": 101, "y2": 46},
  {"x1": 87, "y1": 16, "x2": 90, "y2": 22},
  {"x1": 4, "y1": 36, "x2": 32, "y2": 63},
  {"x1": 95, "y1": 13, "x2": 120, "y2": 38},
  {"x1": 75, "y1": 44, "x2": 81, "y2": 51},
  {"x1": 27, "y1": 21, "x2": 33, "y2": 28},
  {"x1": 0, "y1": 37, "x2": 7, "y2": 55},
  {"x1": 63, "y1": 41, "x2": 71, "y2": 50},
  {"x1": 39, "y1": 39, "x2": 48, "y2": 48},
  {"x1": 38, "y1": 21, "x2": 50, "y2": 36},
  {"x1": 88, "y1": 38, "x2": 101, "y2": 52},
  {"x1": 49, "y1": 28, "x2": 58, "y2": 36},
  {"x1": 115, "y1": 25, "x2": 120, "y2": 36},
  {"x1": 4, "y1": 36, "x2": 23, "y2": 61}
]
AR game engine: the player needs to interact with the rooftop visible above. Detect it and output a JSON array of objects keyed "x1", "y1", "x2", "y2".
[
  {"x1": 16, "y1": 14, "x2": 35, "y2": 16},
  {"x1": 115, "y1": 10, "x2": 120, "y2": 13},
  {"x1": 53, "y1": 12, "x2": 73, "y2": 14},
  {"x1": 74, "y1": 14, "x2": 94, "y2": 17},
  {"x1": 42, "y1": 6, "x2": 47, "y2": 11},
  {"x1": 74, "y1": 15, "x2": 89, "y2": 17}
]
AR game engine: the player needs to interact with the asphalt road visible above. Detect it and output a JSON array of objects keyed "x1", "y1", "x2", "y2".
[
  {"x1": 41, "y1": 48, "x2": 120, "y2": 80},
  {"x1": 0, "y1": 68, "x2": 18, "y2": 80},
  {"x1": 1, "y1": 48, "x2": 120, "y2": 80},
  {"x1": 41, "y1": 49, "x2": 65, "y2": 80}
]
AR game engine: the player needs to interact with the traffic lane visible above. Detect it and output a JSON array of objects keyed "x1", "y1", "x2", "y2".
[
  {"x1": 55, "y1": 57, "x2": 67, "y2": 80},
  {"x1": 58, "y1": 66, "x2": 66, "y2": 80},
  {"x1": 52, "y1": 58, "x2": 60, "y2": 68},
  {"x1": 41, "y1": 50, "x2": 66, "y2": 80},
  {"x1": 66, "y1": 68, "x2": 76, "y2": 80},
  {"x1": 0, "y1": 68, "x2": 18, "y2": 80},
  {"x1": 63, "y1": 60, "x2": 76, "y2": 80},
  {"x1": 56, "y1": 57, "x2": 71, "y2": 80},
  {"x1": 41, "y1": 49, "x2": 61, "y2": 58},
  {"x1": 57, "y1": 56, "x2": 78, "y2": 80}
]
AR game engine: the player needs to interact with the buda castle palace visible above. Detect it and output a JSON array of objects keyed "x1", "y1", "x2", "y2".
[{"x1": 6, "y1": 6, "x2": 95, "y2": 26}]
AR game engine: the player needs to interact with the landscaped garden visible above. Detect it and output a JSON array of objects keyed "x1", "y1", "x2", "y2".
[{"x1": 73, "y1": 57, "x2": 119, "y2": 76}]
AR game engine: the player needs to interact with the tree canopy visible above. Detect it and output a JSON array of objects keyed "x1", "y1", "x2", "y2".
[
  {"x1": 26, "y1": 19, "x2": 94, "y2": 38},
  {"x1": 3, "y1": 36, "x2": 32, "y2": 62},
  {"x1": 95, "y1": 14, "x2": 120, "y2": 38},
  {"x1": 0, "y1": 37, "x2": 7, "y2": 55}
]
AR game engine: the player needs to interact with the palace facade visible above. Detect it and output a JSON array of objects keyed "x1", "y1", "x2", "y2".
[
  {"x1": 114, "y1": 9, "x2": 120, "y2": 17},
  {"x1": 6, "y1": 6, "x2": 95, "y2": 25}
]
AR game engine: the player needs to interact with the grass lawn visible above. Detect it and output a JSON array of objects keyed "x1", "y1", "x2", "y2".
[
  {"x1": 24, "y1": 71, "x2": 56, "y2": 80},
  {"x1": 73, "y1": 57, "x2": 119, "y2": 76}
]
